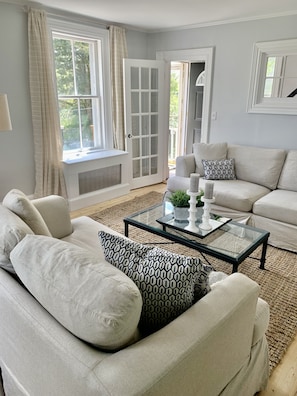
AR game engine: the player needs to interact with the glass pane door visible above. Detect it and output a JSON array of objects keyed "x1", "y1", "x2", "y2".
[{"x1": 124, "y1": 59, "x2": 165, "y2": 189}]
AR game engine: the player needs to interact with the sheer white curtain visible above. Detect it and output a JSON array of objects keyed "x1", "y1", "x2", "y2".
[
  {"x1": 28, "y1": 9, "x2": 67, "y2": 198},
  {"x1": 109, "y1": 26, "x2": 128, "y2": 151}
]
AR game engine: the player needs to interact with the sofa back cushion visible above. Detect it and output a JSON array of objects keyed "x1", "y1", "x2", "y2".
[
  {"x1": 277, "y1": 150, "x2": 297, "y2": 192},
  {"x1": 227, "y1": 145, "x2": 286, "y2": 189},
  {"x1": 193, "y1": 142, "x2": 228, "y2": 176},
  {"x1": 0, "y1": 205, "x2": 33, "y2": 273},
  {"x1": 32, "y1": 195, "x2": 73, "y2": 238},
  {"x1": 10, "y1": 235, "x2": 142, "y2": 351},
  {"x1": 3, "y1": 189, "x2": 51, "y2": 236}
]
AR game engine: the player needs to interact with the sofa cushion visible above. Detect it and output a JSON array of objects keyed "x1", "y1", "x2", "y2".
[
  {"x1": 199, "y1": 179, "x2": 270, "y2": 212},
  {"x1": 253, "y1": 190, "x2": 297, "y2": 226},
  {"x1": 0, "y1": 205, "x2": 34, "y2": 273},
  {"x1": 193, "y1": 142, "x2": 228, "y2": 176},
  {"x1": 32, "y1": 195, "x2": 73, "y2": 238},
  {"x1": 277, "y1": 150, "x2": 297, "y2": 192},
  {"x1": 99, "y1": 231, "x2": 212, "y2": 332},
  {"x1": 202, "y1": 158, "x2": 236, "y2": 180},
  {"x1": 227, "y1": 145, "x2": 286, "y2": 190},
  {"x1": 10, "y1": 235, "x2": 142, "y2": 351},
  {"x1": 3, "y1": 189, "x2": 51, "y2": 236}
]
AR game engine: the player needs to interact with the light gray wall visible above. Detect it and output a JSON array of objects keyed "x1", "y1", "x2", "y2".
[
  {"x1": 0, "y1": 3, "x2": 148, "y2": 201},
  {"x1": 126, "y1": 30, "x2": 149, "y2": 59},
  {"x1": 1, "y1": 3, "x2": 296, "y2": 201},
  {"x1": 148, "y1": 15, "x2": 297, "y2": 150},
  {"x1": 0, "y1": 3, "x2": 35, "y2": 200}
]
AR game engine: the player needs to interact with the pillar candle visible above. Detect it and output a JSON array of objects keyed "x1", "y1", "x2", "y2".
[
  {"x1": 204, "y1": 181, "x2": 214, "y2": 199},
  {"x1": 189, "y1": 173, "x2": 200, "y2": 192}
]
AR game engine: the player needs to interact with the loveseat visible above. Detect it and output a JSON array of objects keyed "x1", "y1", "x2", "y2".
[
  {"x1": 167, "y1": 142, "x2": 297, "y2": 253},
  {"x1": 0, "y1": 189, "x2": 270, "y2": 396}
]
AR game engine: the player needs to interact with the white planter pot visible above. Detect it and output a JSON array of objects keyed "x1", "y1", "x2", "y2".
[
  {"x1": 173, "y1": 206, "x2": 204, "y2": 223},
  {"x1": 173, "y1": 207, "x2": 189, "y2": 222}
]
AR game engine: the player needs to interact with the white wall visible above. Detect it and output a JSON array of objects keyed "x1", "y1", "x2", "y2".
[
  {"x1": 148, "y1": 15, "x2": 297, "y2": 150},
  {"x1": 0, "y1": 3, "x2": 149, "y2": 201}
]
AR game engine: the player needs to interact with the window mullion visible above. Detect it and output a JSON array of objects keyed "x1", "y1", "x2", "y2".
[
  {"x1": 71, "y1": 40, "x2": 78, "y2": 95},
  {"x1": 77, "y1": 99, "x2": 83, "y2": 150}
]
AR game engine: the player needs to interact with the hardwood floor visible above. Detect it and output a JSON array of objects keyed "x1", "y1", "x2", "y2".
[
  {"x1": 70, "y1": 183, "x2": 167, "y2": 219},
  {"x1": 71, "y1": 182, "x2": 297, "y2": 396}
]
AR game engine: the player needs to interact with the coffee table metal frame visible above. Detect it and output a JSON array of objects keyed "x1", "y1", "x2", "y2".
[{"x1": 123, "y1": 202, "x2": 270, "y2": 273}]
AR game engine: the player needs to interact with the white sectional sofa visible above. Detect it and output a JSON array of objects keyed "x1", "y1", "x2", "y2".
[
  {"x1": 0, "y1": 189, "x2": 270, "y2": 396},
  {"x1": 167, "y1": 142, "x2": 297, "y2": 252}
]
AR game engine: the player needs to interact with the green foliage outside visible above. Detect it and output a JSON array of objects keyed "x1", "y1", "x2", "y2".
[
  {"x1": 170, "y1": 70, "x2": 179, "y2": 129},
  {"x1": 53, "y1": 37, "x2": 95, "y2": 151}
]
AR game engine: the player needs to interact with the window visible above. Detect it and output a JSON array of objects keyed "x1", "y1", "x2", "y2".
[{"x1": 49, "y1": 19, "x2": 112, "y2": 155}]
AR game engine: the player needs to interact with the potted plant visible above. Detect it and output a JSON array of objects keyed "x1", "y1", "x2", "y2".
[
  {"x1": 169, "y1": 190, "x2": 204, "y2": 221},
  {"x1": 169, "y1": 190, "x2": 190, "y2": 208}
]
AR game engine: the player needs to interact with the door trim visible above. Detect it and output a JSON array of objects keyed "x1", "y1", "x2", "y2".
[{"x1": 156, "y1": 47, "x2": 214, "y2": 144}]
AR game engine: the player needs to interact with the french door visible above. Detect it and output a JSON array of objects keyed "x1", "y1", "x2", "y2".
[{"x1": 124, "y1": 59, "x2": 166, "y2": 189}]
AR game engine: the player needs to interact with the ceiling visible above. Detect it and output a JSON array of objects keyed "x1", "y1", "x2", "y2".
[
  {"x1": 7, "y1": 0, "x2": 297, "y2": 31},
  {"x1": 37, "y1": 0, "x2": 297, "y2": 31}
]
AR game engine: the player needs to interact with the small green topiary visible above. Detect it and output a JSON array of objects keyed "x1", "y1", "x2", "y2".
[{"x1": 169, "y1": 189, "x2": 204, "y2": 207}]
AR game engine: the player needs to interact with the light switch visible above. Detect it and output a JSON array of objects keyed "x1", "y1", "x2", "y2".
[{"x1": 211, "y1": 111, "x2": 217, "y2": 120}]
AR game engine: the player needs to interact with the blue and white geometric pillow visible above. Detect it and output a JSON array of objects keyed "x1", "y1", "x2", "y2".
[
  {"x1": 202, "y1": 158, "x2": 236, "y2": 180},
  {"x1": 99, "y1": 231, "x2": 212, "y2": 332}
]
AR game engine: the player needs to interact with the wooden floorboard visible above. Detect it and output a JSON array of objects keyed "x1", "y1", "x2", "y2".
[{"x1": 71, "y1": 182, "x2": 297, "y2": 395}]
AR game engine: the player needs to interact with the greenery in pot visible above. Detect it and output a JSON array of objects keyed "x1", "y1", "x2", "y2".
[{"x1": 169, "y1": 189, "x2": 204, "y2": 207}]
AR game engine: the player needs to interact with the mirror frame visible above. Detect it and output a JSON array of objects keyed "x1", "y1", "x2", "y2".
[{"x1": 247, "y1": 38, "x2": 297, "y2": 115}]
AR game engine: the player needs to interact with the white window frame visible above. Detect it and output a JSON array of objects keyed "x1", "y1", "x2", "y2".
[{"x1": 48, "y1": 17, "x2": 113, "y2": 153}]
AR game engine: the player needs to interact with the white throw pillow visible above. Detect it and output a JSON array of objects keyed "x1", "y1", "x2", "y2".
[
  {"x1": 0, "y1": 205, "x2": 34, "y2": 273},
  {"x1": 10, "y1": 235, "x2": 142, "y2": 351},
  {"x1": 193, "y1": 142, "x2": 228, "y2": 176},
  {"x1": 3, "y1": 189, "x2": 51, "y2": 236}
]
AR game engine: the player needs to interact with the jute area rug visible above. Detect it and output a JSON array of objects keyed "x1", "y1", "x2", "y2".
[{"x1": 89, "y1": 191, "x2": 297, "y2": 374}]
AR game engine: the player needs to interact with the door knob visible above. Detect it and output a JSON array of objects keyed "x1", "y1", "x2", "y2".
[{"x1": 128, "y1": 134, "x2": 133, "y2": 138}]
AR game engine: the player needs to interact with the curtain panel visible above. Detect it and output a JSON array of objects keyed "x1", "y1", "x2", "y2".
[
  {"x1": 109, "y1": 26, "x2": 128, "y2": 151},
  {"x1": 28, "y1": 9, "x2": 67, "y2": 198}
]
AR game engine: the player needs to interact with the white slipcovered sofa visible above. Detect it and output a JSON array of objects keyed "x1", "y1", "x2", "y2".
[
  {"x1": 167, "y1": 142, "x2": 297, "y2": 252},
  {"x1": 0, "y1": 189, "x2": 270, "y2": 396}
]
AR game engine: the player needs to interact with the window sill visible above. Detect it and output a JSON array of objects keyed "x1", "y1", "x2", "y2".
[{"x1": 63, "y1": 149, "x2": 128, "y2": 164}]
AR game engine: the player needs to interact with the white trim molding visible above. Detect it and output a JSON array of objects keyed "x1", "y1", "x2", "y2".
[{"x1": 156, "y1": 47, "x2": 214, "y2": 143}]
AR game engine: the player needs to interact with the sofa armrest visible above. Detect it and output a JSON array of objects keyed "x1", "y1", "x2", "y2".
[
  {"x1": 96, "y1": 273, "x2": 263, "y2": 396},
  {"x1": 175, "y1": 154, "x2": 196, "y2": 177},
  {"x1": 252, "y1": 297, "x2": 270, "y2": 346},
  {"x1": 32, "y1": 195, "x2": 73, "y2": 239}
]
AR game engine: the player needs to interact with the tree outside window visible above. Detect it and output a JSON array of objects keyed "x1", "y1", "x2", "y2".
[{"x1": 53, "y1": 35, "x2": 100, "y2": 152}]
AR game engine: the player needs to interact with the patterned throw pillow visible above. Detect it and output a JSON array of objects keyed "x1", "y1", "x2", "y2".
[
  {"x1": 99, "y1": 231, "x2": 212, "y2": 332},
  {"x1": 202, "y1": 158, "x2": 236, "y2": 180}
]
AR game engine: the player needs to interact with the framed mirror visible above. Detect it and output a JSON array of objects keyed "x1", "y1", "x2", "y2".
[{"x1": 247, "y1": 38, "x2": 297, "y2": 115}]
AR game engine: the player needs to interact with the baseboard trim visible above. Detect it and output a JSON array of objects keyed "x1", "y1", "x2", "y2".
[{"x1": 67, "y1": 184, "x2": 130, "y2": 211}]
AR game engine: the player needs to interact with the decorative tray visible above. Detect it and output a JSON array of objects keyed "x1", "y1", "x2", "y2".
[{"x1": 156, "y1": 213, "x2": 231, "y2": 239}]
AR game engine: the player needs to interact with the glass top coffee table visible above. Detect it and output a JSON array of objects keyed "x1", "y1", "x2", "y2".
[{"x1": 123, "y1": 201, "x2": 270, "y2": 273}]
